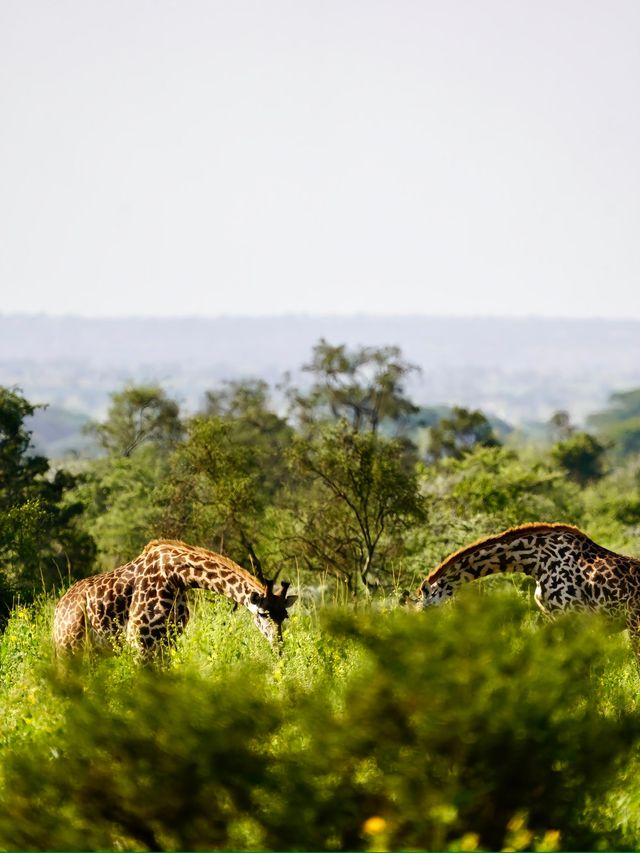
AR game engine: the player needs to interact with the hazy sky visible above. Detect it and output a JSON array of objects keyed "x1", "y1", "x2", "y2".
[{"x1": 1, "y1": 1, "x2": 638, "y2": 319}]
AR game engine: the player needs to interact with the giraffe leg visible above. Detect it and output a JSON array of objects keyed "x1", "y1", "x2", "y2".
[
  {"x1": 533, "y1": 581, "x2": 559, "y2": 619},
  {"x1": 126, "y1": 589, "x2": 189, "y2": 660},
  {"x1": 534, "y1": 582, "x2": 548, "y2": 616},
  {"x1": 625, "y1": 606, "x2": 640, "y2": 666},
  {"x1": 125, "y1": 587, "x2": 159, "y2": 659}
]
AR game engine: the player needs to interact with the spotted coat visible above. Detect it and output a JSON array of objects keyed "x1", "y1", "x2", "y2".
[
  {"x1": 53, "y1": 539, "x2": 296, "y2": 657},
  {"x1": 417, "y1": 523, "x2": 640, "y2": 654}
]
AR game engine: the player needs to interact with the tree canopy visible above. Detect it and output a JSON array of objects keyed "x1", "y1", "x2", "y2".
[{"x1": 0, "y1": 387, "x2": 95, "y2": 611}]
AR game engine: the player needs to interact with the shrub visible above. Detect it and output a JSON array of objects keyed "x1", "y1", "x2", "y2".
[{"x1": 0, "y1": 591, "x2": 637, "y2": 851}]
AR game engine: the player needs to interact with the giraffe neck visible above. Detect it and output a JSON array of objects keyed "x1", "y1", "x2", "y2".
[
  {"x1": 175, "y1": 558, "x2": 264, "y2": 607},
  {"x1": 145, "y1": 541, "x2": 265, "y2": 608},
  {"x1": 424, "y1": 524, "x2": 590, "y2": 594}
]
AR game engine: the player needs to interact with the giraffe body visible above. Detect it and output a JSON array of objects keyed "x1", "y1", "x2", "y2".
[
  {"x1": 53, "y1": 540, "x2": 296, "y2": 657},
  {"x1": 417, "y1": 523, "x2": 640, "y2": 651}
]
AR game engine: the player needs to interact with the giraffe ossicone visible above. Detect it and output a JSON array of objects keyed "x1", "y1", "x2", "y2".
[
  {"x1": 412, "y1": 522, "x2": 640, "y2": 658},
  {"x1": 53, "y1": 539, "x2": 297, "y2": 658}
]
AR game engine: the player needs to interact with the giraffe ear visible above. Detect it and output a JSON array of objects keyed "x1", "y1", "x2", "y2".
[
  {"x1": 284, "y1": 595, "x2": 298, "y2": 608},
  {"x1": 249, "y1": 591, "x2": 261, "y2": 606}
]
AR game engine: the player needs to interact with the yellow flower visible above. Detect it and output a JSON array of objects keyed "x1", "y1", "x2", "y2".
[
  {"x1": 363, "y1": 816, "x2": 387, "y2": 836},
  {"x1": 507, "y1": 812, "x2": 526, "y2": 833},
  {"x1": 537, "y1": 829, "x2": 561, "y2": 852},
  {"x1": 511, "y1": 829, "x2": 533, "y2": 850},
  {"x1": 458, "y1": 831, "x2": 480, "y2": 851}
]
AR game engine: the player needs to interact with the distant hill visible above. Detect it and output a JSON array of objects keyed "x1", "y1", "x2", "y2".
[
  {"x1": 24, "y1": 405, "x2": 98, "y2": 459},
  {"x1": 2, "y1": 314, "x2": 640, "y2": 427}
]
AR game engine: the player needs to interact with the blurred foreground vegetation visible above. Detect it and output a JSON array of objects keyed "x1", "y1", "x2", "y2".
[
  {"x1": 1, "y1": 339, "x2": 640, "y2": 850},
  {"x1": 2, "y1": 591, "x2": 640, "y2": 851}
]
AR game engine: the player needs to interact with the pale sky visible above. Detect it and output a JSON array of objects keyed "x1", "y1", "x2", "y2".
[{"x1": 1, "y1": 0, "x2": 638, "y2": 319}]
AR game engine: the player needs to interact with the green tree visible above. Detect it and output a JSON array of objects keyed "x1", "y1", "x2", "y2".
[
  {"x1": 286, "y1": 422, "x2": 425, "y2": 594},
  {"x1": 0, "y1": 387, "x2": 95, "y2": 607},
  {"x1": 548, "y1": 409, "x2": 575, "y2": 443},
  {"x1": 91, "y1": 385, "x2": 183, "y2": 457},
  {"x1": 579, "y1": 458, "x2": 640, "y2": 554},
  {"x1": 70, "y1": 447, "x2": 169, "y2": 566},
  {"x1": 551, "y1": 431, "x2": 608, "y2": 486},
  {"x1": 161, "y1": 382, "x2": 293, "y2": 577},
  {"x1": 72, "y1": 385, "x2": 183, "y2": 567},
  {"x1": 414, "y1": 446, "x2": 584, "y2": 581},
  {"x1": 290, "y1": 339, "x2": 419, "y2": 433},
  {"x1": 427, "y1": 406, "x2": 501, "y2": 462}
]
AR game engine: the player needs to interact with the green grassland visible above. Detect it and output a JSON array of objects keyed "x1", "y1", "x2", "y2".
[{"x1": 2, "y1": 587, "x2": 640, "y2": 852}]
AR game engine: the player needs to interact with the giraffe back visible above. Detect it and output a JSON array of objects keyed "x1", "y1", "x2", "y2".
[
  {"x1": 418, "y1": 522, "x2": 640, "y2": 616},
  {"x1": 53, "y1": 561, "x2": 139, "y2": 652}
]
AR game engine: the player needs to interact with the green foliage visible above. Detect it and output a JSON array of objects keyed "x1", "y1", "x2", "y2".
[
  {"x1": 0, "y1": 387, "x2": 95, "y2": 604},
  {"x1": 409, "y1": 446, "x2": 584, "y2": 583},
  {"x1": 286, "y1": 422, "x2": 425, "y2": 594},
  {"x1": 70, "y1": 446, "x2": 170, "y2": 566},
  {"x1": 291, "y1": 339, "x2": 419, "y2": 433},
  {"x1": 0, "y1": 388, "x2": 48, "y2": 499},
  {"x1": 161, "y1": 385, "x2": 293, "y2": 576},
  {"x1": 91, "y1": 384, "x2": 183, "y2": 457},
  {"x1": 581, "y1": 461, "x2": 640, "y2": 554},
  {"x1": 322, "y1": 593, "x2": 636, "y2": 852},
  {"x1": 69, "y1": 384, "x2": 186, "y2": 567},
  {"x1": 427, "y1": 406, "x2": 501, "y2": 462},
  {"x1": 551, "y1": 431, "x2": 608, "y2": 486},
  {"x1": 0, "y1": 592, "x2": 638, "y2": 851},
  {"x1": 426, "y1": 446, "x2": 582, "y2": 526}
]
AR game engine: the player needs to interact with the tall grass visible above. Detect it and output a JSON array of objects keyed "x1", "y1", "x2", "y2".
[{"x1": 0, "y1": 587, "x2": 640, "y2": 851}]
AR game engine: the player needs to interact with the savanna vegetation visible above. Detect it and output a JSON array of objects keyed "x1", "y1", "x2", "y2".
[{"x1": 1, "y1": 339, "x2": 640, "y2": 852}]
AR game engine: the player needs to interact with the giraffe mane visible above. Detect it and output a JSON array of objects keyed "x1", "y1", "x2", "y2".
[
  {"x1": 426, "y1": 522, "x2": 586, "y2": 585},
  {"x1": 142, "y1": 539, "x2": 267, "y2": 591}
]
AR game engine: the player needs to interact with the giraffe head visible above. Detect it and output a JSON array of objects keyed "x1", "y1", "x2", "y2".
[
  {"x1": 417, "y1": 577, "x2": 455, "y2": 608},
  {"x1": 248, "y1": 580, "x2": 298, "y2": 648}
]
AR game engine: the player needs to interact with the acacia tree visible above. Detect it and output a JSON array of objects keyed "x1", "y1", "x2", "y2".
[
  {"x1": 286, "y1": 422, "x2": 426, "y2": 595},
  {"x1": 91, "y1": 385, "x2": 183, "y2": 457},
  {"x1": 289, "y1": 339, "x2": 420, "y2": 433},
  {"x1": 278, "y1": 342, "x2": 426, "y2": 594}
]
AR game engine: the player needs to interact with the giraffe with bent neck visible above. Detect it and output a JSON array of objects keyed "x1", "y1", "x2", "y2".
[
  {"x1": 53, "y1": 539, "x2": 297, "y2": 657},
  {"x1": 416, "y1": 523, "x2": 640, "y2": 656}
]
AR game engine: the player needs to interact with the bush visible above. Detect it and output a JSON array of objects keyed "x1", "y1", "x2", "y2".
[{"x1": 0, "y1": 591, "x2": 637, "y2": 851}]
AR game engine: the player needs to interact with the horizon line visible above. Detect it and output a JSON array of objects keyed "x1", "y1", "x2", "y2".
[{"x1": 1, "y1": 311, "x2": 639, "y2": 324}]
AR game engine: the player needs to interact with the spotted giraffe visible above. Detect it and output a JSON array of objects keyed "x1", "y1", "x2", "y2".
[
  {"x1": 413, "y1": 523, "x2": 640, "y2": 656},
  {"x1": 53, "y1": 539, "x2": 297, "y2": 657}
]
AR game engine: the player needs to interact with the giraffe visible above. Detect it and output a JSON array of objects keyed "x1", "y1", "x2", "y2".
[
  {"x1": 413, "y1": 522, "x2": 640, "y2": 657},
  {"x1": 53, "y1": 539, "x2": 297, "y2": 658}
]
